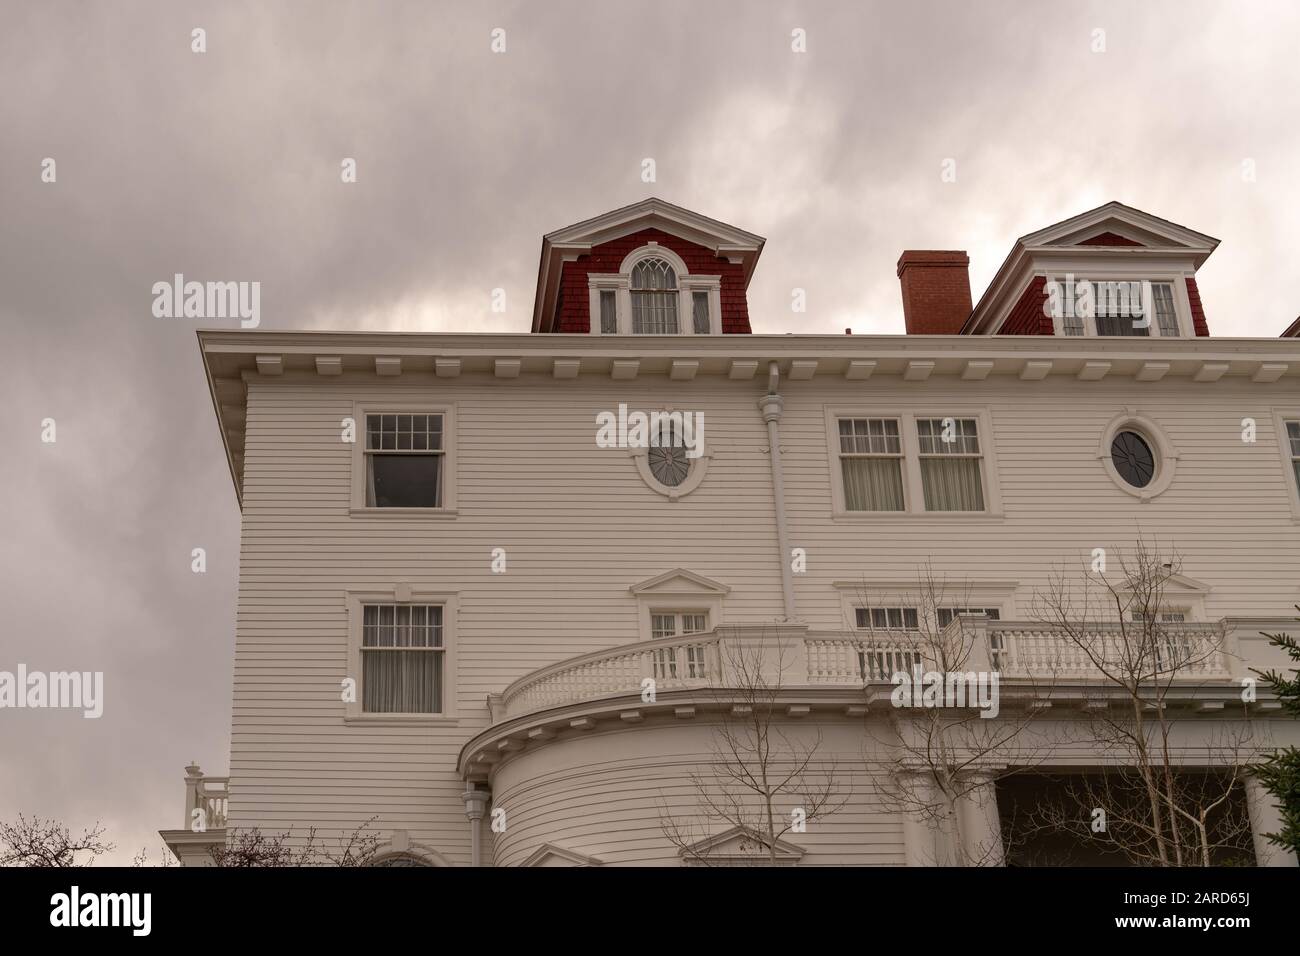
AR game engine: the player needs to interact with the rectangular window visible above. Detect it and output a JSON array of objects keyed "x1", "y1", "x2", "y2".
[
  {"x1": 365, "y1": 414, "x2": 443, "y2": 508},
  {"x1": 361, "y1": 604, "x2": 444, "y2": 713},
  {"x1": 1151, "y1": 282, "x2": 1179, "y2": 336},
  {"x1": 936, "y1": 607, "x2": 1001, "y2": 628},
  {"x1": 650, "y1": 612, "x2": 710, "y2": 680},
  {"x1": 651, "y1": 612, "x2": 708, "y2": 639},
  {"x1": 599, "y1": 290, "x2": 618, "y2": 334},
  {"x1": 1092, "y1": 281, "x2": 1148, "y2": 336},
  {"x1": 692, "y1": 291, "x2": 711, "y2": 334},
  {"x1": 1287, "y1": 421, "x2": 1300, "y2": 494},
  {"x1": 916, "y1": 418, "x2": 985, "y2": 511},
  {"x1": 837, "y1": 418, "x2": 905, "y2": 511},
  {"x1": 1130, "y1": 609, "x2": 1187, "y2": 624},
  {"x1": 856, "y1": 607, "x2": 919, "y2": 630},
  {"x1": 632, "y1": 292, "x2": 679, "y2": 333},
  {"x1": 1054, "y1": 278, "x2": 1180, "y2": 336}
]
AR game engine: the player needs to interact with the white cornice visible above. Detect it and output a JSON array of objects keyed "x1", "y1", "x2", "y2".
[{"x1": 198, "y1": 330, "x2": 1300, "y2": 507}]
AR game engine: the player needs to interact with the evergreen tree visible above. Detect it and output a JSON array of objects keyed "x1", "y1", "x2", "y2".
[{"x1": 1249, "y1": 614, "x2": 1300, "y2": 855}]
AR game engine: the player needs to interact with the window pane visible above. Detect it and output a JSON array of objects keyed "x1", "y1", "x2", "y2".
[
  {"x1": 692, "y1": 291, "x2": 710, "y2": 334},
  {"x1": 920, "y1": 458, "x2": 985, "y2": 511},
  {"x1": 651, "y1": 614, "x2": 676, "y2": 640},
  {"x1": 632, "y1": 291, "x2": 679, "y2": 333},
  {"x1": 859, "y1": 607, "x2": 918, "y2": 629},
  {"x1": 1151, "y1": 283, "x2": 1178, "y2": 336},
  {"x1": 918, "y1": 418, "x2": 979, "y2": 455},
  {"x1": 841, "y1": 457, "x2": 904, "y2": 511},
  {"x1": 363, "y1": 649, "x2": 440, "y2": 713},
  {"x1": 631, "y1": 258, "x2": 676, "y2": 290},
  {"x1": 939, "y1": 607, "x2": 999, "y2": 627},
  {"x1": 682, "y1": 614, "x2": 707, "y2": 634},
  {"x1": 839, "y1": 418, "x2": 900, "y2": 455},
  {"x1": 1287, "y1": 421, "x2": 1300, "y2": 457},
  {"x1": 599, "y1": 290, "x2": 617, "y2": 334},
  {"x1": 1095, "y1": 313, "x2": 1149, "y2": 336},
  {"x1": 367, "y1": 454, "x2": 442, "y2": 507}
]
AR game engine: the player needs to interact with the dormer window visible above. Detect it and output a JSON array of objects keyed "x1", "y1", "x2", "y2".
[
  {"x1": 630, "y1": 257, "x2": 679, "y2": 333},
  {"x1": 1049, "y1": 277, "x2": 1187, "y2": 337},
  {"x1": 587, "y1": 244, "x2": 722, "y2": 335}
]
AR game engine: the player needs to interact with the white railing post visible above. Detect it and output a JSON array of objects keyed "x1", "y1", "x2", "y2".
[{"x1": 183, "y1": 763, "x2": 204, "y2": 828}]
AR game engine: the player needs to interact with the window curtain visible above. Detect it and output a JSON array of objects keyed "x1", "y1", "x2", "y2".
[
  {"x1": 363, "y1": 652, "x2": 441, "y2": 713},
  {"x1": 632, "y1": 292, "x2": 679, "y2": 333},
  {"x1": 692, "y1": 292, "x2": 710, "y2": 333},
  {"x1": 920, "y1": 458, "x2": 985, "y2": 511},
  {"x1": 599, "y1": 290, "x2": 617, "y2": 333},
  {"x1": 841, "y1": 458, "x2": 904, "y2": 511}
]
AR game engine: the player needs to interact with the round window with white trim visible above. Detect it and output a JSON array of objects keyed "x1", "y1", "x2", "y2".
[
  {"x1": 633, "y1": 411, "x2": 711, "y2": 499},
  {"x1": 1110, "y1": 430, "x2": 1155, "y2": 488},
  {"x1": 1098, "y1": 412, "x2": 1178, "y2": 500}
]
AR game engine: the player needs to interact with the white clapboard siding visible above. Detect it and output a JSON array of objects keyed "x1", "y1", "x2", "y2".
[{"x1": 226, "y1": 368, "x2": 1300, "y2": 863}]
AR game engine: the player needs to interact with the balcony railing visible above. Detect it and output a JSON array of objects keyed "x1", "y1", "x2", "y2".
[
  {"x1": 182, "y1": 764, "x2": 229, "y2": 830},
  {"x1": 497, "y1": 619, "x2": 1236, "y2": 723},
  {"x1": 806, "y1": 621, "x2": 1231, "y2": 683},
  {"x1": 988, "y1": 622, "x2": 1230, "y2": 680},
  {"x1": 502, "y1": 633, "x2": 721, "y2": 719}
]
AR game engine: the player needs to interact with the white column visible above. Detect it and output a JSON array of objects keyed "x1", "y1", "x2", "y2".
[
  {"x1": 957, "y1": 772, "x2": 1005, "y2": 866},
  {"x1": 1245, "y1": 774, "x2": 1298, "y2": 867},
  {"x1": 183, "y1": 763, "x2": 204, "y2": 828},
  {"x1": 899, "y1": 769, "x2": 949, "y2": 866}
]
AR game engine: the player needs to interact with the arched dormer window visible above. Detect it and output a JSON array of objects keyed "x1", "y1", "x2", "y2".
[
  {"x1": 630, "y1": 257, "x2": 679, "y2": 333},
  {"x1": 587, "y1": 243, "x2": 722, "y2": 335}
]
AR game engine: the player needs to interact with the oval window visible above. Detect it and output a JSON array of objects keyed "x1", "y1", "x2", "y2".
[
  {"x1": 648, "y1": 444, "x2": 690, "y2": 487},
  {"x1": 1111, "y1": 430, "x2": 1155, "y2": 488}
]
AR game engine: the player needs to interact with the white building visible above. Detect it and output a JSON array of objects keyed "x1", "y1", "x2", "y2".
[{"x1": 164, "y1": 199, "x2": 1300, "y2": 867}]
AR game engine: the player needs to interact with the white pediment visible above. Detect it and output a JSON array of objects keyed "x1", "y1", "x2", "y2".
[
  {"x1": 1024, "y1": 201, "x2": 1218, "y2": 253},
  {"x1": 520, "y1": 843, "x2": 604, "y2": 867},
  {"x1": 544, "y1": 197, "x2": 764, "y2": 255},
  {"x1": 681, "y1": 825, "x2": 805, "y2": 866},
  {"x1": 629, "y1": 568, "x2": 731, "y2": 596}
]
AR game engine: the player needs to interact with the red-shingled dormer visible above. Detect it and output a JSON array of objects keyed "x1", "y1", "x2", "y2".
[
  {"x1": 960, "y1": 202, "x2": 1219, "y2": 337},
  {"x1": 531, "y1": 198, "x2": 765, "y2": 336}
]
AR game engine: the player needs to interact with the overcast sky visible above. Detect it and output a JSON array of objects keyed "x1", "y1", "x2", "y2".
[{"x1": 2, "y1": 0, "x2": 1298, "y2": 864}]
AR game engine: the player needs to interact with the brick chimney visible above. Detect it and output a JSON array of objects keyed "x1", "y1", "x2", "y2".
[{"x1": 897, "y1": 251, "x2": 973, "y2": 334}]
